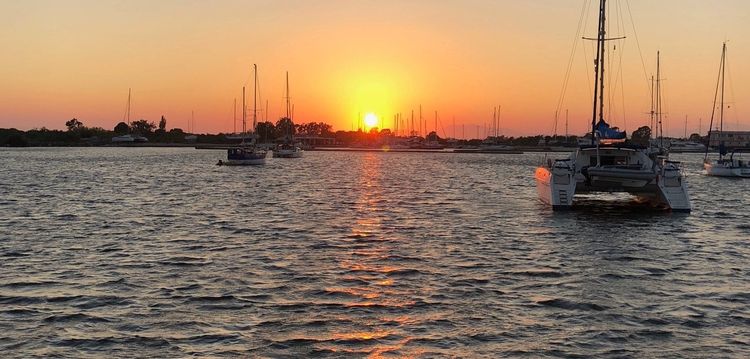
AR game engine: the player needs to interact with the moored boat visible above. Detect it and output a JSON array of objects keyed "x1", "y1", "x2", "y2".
[
  {"x1": 703, "y1": 43, "x2": 750, "y2": 177},
  {"x1": 535, "y1": 0, "x2": 690, "y2": 212},
  {"x1": 220, "y1": 64, "x2": 267, "y2": 166}
]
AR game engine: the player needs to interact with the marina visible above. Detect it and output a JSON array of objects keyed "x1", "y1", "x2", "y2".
[{"x1": 2, "y1": 0, "x2": 750, "y2": 357}]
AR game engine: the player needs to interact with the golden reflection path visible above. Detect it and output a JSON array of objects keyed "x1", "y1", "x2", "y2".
[{"x1": 317, "y1": 153, "x2": 424, "y2": 358}]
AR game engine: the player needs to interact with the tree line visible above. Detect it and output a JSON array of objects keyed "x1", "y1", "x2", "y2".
[{"x1": 1, "y1": 118, "x2": 706, "y2": 147}]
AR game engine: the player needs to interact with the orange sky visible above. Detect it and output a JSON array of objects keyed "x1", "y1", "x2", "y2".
[{"x1": 1, "y1": 0, "x2": 749, "y2": 137}]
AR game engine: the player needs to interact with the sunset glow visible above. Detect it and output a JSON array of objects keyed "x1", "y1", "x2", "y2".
[{"x1": 1, "y1": 1, "x2": 749, "y2": 137}]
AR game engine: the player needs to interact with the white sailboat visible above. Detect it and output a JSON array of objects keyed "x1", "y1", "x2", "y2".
[
  {"x1": 535, "y1": 0, "x2": 691, "y2": 212},
  {"x1": 219, "y1": 64, "x2": 267, "y2": 166},
  {"x1": 273, "y1": 71, "x2": 304, "y2": 158},
  {"x1": 703, "y1": 43, "x2": 750, "y2": 177}
]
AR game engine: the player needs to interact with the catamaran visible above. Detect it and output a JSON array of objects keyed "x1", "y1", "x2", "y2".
[
  {"x1": 535, "y1": 0, "x2": 691, "y2": 212},
  {"x1": 219, "y1": 64, "x2": 267, "y2": 166},
  {"x1": 703, "y1": 43, "x2": 750, "y2": 177},
  {"x1": 273, "y1": 71, "x2": 304, "y2": 158}
]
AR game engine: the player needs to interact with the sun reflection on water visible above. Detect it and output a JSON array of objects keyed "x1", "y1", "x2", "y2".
[{"x1": 319, "y1": 153, "x2": 423, "y2": 356}]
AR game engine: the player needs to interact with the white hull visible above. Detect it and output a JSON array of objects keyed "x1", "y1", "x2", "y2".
[
  {"x1": 704, "y1": 161, "x2": 750, "y2": 178},
  {"x1": 273, "y1": 149, "x2": 304, "y2": 158},
  {"x1": 221, "y1": 158, "x2": 266, "y2": 166},
  {"x1": 535, "y1": 147, "x2": 691, "y2": 212}
]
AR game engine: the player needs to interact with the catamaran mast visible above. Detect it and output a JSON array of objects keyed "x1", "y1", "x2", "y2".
[{"x1": 590, "y1": 0, "x2": 606, "y2": 144}]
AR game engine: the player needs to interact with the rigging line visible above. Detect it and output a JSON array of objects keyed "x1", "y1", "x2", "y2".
[
  {"x1": 610, "y1": 0, "x2": 627, "y2": 126},
  {"x1": 554, "y1": 0, "x2": 590, "y2": 118},
  {"x1": 706, "y1": 43, "x2": 723, "y2": 153},
  {"x1": 609, "y1": 41, "x2": 626, "y2": 124},
  {"x1": 625, "y1": 0, "x2": 651, "y2": 97},
  {"x1": 620, "y1": 51, "x2": 627, "y2": 132},
  {"x1": 725, "y1": 52, "x2": 740, "y2": 130}
]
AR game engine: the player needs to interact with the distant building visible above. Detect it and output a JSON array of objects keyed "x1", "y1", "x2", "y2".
[
  {"x1": 708, "y1": 130, "x2": 750, "y2": 148},
  {"x1": 295, "y1": 135, "x2": 337, "y2": 148}
]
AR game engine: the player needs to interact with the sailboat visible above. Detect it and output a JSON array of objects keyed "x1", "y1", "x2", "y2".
[
  {"x1": 112, "y1": 88, "x2": 148, "y2": 143},
  {"x1": 273, "y1": 71, "x2": 304, "y2": 158},
  {"x1": 219, "y1": 64, "x2": 267, "y2": 166},
  {"x1": 535, "y1": 0, "x2": 691, "y2": 212},
  {"x1": 703, "y1": 43, "x2": 750, "y2": 177}
]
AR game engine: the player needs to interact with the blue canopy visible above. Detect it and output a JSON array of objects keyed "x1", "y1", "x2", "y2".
[{"x1": 595, "y1": 119, "x2": 627, "y2": 139}]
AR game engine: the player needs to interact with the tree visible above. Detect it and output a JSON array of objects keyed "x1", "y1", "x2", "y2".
[
  {"x1": 114, "y1": 122, "x2": 130, "y2": 134},
  {"x1": 130, "y1": 119, "x2": 156, "y2": 134},
  {"x1": 631, "y1": 125, "x2": 651, "y2": 146},
  {"x1": 276, "y1": 117, "x2": 295, "y2": 140},
  {"x1": 318, "y1": 122, "x2": 333, "y2": 137},
  {"x1": 688, "y1": 133, "x2": 703, "y2": 142},
  {"x1": 256, "y1": 121, "x2": 276, "y2": 142},
  {"x1": 158, "y1": 116, "x2": 167, "y2": 131},
  {"x1": 65, "y1": 118, "x2": 83, "y2": 131}
]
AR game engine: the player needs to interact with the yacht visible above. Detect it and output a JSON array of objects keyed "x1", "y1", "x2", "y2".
[
  {"x1": 535, "y1": 0, "x2": 690, "y2": 212},
  {"x1": 273, "y1": 72, "x2": 304, "y2": 158},
  {"x1": 703, "y1": 43, "x2": 750, "y2": 177},
  {"x1": 219, "y1": 64, "x2": 267, "y2": 166}
]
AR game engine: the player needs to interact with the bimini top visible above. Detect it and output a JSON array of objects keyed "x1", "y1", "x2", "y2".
[{"x1": 595, "y1": 119, "x2": 626, "y2": 140}]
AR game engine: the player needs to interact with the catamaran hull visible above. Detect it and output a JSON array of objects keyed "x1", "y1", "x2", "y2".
[
  {"x1": 536, "y1": 165, "x2": 691, "y2": 212},
  {"x1": 535, "y1": 166, "x2": 576, "y2": 210}
]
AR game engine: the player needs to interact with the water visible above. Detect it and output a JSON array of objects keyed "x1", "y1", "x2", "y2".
[{"x1": 1, "y1": 147, "x2": 749, "y2": 357}]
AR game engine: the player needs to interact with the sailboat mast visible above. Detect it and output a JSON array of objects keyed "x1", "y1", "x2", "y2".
[
  {"x1": 242, "y1": 86, "x2": 246, "y2": 136},
  {"x1": 657, "y1": 51, "x2": 663, "y2": 148},
  {"x1": 720, "y1": 43, "x2": 726, "y2": 134},
  {"x1": 253, "y1": 64, "x2": 258, "y2": 134},
  {"x1": 493, "y1": 107, "x2": 497, "y2": 138},
  {"x1": 285, "y1": 71, "x2": 291, "y2": 119},
  {"x1": 684, "y1": 115, "x2": 688, "y2": 139},
  {"x1": 419, "y1": 105, "x2": 423, "y2": 137},
  {"x1": 411, "y1": 110, "x2": 414, "y2": 136},
  {"x1": 650, "y1": 76, "x2": 655, "y2": 136},
  {"x1": 498, "y1": 105, "x2": 502, "y2": 137},
  {"x1": 126, "y1": 88, "x2": 131, "y2": 127},
  {"x1": 434, "y1": 111, "x2": 437, "y2": 136},
  {"x1": 233, "y1": 98, "x2": 237, "y2": 134},
  {"x1": 590, "y1": 0, "x2": 606, "y2": 144}
]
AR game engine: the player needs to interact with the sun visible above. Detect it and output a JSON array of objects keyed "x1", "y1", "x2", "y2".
[{"x1": 364, "y1": 113, "x2": 378, "y2": 129}]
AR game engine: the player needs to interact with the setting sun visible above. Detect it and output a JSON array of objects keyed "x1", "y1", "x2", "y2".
[{"x1": 364, "y1": 113, "x2": 378, "y2": 129}]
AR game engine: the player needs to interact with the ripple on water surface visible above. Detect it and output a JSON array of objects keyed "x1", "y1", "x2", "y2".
[{"x1": 0, "y1": 148, "x2": 749, "y2": 357}]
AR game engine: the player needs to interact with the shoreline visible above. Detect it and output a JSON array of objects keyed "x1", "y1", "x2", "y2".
[{"x1": 1, "y1": 143, "x2": 716, "y2": 154}]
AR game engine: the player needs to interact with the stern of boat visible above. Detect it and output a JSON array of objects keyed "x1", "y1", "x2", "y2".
[
  {"x1": 655, "y1": 160, "x2": 691, "y2": 212},
  {"x1": 535, "y1": 158, "x2": 576, "y2": 210}
]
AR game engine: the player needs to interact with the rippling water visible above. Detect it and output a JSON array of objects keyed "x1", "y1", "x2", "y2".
[{"x1": 1, "y1": 147, "x2": 749, "y2": 357}]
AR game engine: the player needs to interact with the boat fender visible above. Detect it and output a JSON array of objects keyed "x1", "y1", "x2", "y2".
[{"x1": 581, "y1": 166, "x2": 591, "y2": 185}]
